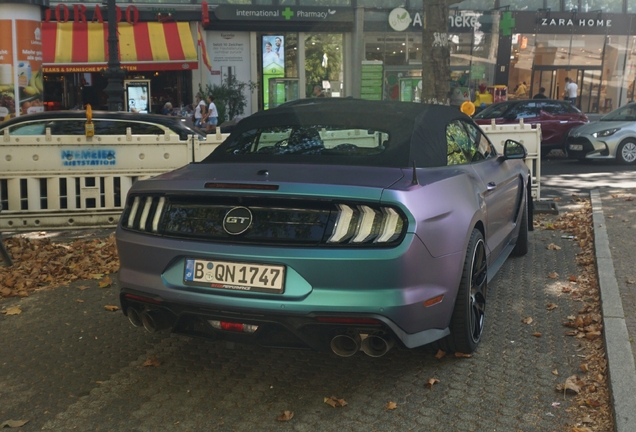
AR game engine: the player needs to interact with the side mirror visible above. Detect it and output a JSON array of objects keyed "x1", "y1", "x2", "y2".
[{"x1": 504, "y1": 139, "x2": 527, "y2": 160}]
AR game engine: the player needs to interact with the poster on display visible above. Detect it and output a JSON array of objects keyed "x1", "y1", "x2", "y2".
[
  {"x1": 0, "y1": 20, "x2": 14, "y2": 119},
  {"x1": 262, "y1": 35, "x2": 284, "y2": 110},
  {"x1": 207, "y1": 32, "x2": 252, "y2": 115},
  {"x1": 16, "y1": 20, "x2": 44, "y2": 116},
  {"x1": 124, "y1": 80, "x2": 151, "y2": 114},
  {"x1": 0, "y1": 19, "x2": 44, "y2": 120}
]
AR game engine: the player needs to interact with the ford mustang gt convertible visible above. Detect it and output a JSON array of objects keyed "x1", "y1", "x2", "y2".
[{"x1": 116, "y1": 98, "x2": 531, "y2": 357}]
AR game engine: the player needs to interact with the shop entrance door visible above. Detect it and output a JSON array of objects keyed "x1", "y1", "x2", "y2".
[
  {"x1": 268, "y1": 78, "x2": 299, "y2": 108},
  {"x1": 531, "y1": 67, "x2": 602, "y2": 113}
]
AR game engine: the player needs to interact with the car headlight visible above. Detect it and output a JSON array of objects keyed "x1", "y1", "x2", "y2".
[{"x1": 592, "y1": 128, "x2": 620, "y2": 138}]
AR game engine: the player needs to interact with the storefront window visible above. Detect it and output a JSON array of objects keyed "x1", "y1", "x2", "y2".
[
  {"x1": 357, "y1": 0, "x2": 403, "y2": 7},
  {"x1": 584, "y1": 0, "x2": 623, "y2": 12},
  {"x1": 452, "y1": 0, "x2": 496, "y2": 10},
  {"x1": 547, "y1": 0, "x2": 562, "y2": 11},
  {"x1": 305, "y1": 33, "x2": 344, "y2": 97},
  {"x1": 280, "y1": 0, "x2": 349, "y2": 4},
  {"x1": 499, "y1": 0, "x2": 545, "y2": 10}
]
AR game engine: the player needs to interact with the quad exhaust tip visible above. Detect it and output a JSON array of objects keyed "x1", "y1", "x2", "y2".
[
  {"x1": 360, "y1": 334, "x2": 394, "y2": 358},
  {"x1": 127, "y1": 307, "x2": 143, "y2": 328},
  {"x1": 139, "y1": 310, "x2": 170, "y2": 333},
  {"x1": 330, "y1": 332, "x2": 395, "y2": 357},
  {"x1": 330, "y1": 333, "x2": 361, "y2": 357}
]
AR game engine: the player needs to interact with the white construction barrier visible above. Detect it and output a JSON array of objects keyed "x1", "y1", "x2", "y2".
[
  {"x1": 0, "y1": 128, "x2": 226, "y2": 231},
  {"x1": 1, "y1": 120, "x2": 543, "y2": 231},
  {"x1": 480, "y1": 119, "x2": 542, "y2": 200}
]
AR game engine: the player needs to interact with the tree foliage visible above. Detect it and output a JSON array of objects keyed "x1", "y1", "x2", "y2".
[{"x1": 200, "y1": 75, "x2": 257, "y2": 124}]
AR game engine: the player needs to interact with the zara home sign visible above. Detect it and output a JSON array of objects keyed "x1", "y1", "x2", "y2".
[{"x1": 541, "y1": 17, "x2": 612, "y2": 27}]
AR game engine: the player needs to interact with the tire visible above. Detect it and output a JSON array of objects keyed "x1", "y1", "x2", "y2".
[
  {"x1": 617, "y1": 140, "x2": 636, "y2": 165},
  {"x1": 511, "y1": 188, "x2": 529, "y2": 257},
  {"x1": 434, "y1": 229, "x2": 487, "y2": 353}
]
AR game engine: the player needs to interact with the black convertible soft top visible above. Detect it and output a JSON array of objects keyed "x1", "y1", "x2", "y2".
[{"x1": 204, "y1": 98, "x2": 474, "y2": 168}]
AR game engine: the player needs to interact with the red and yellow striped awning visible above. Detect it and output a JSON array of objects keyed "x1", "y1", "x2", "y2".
[{"x1": 42, "y1": 21, "x2": 198, "y2": 73}]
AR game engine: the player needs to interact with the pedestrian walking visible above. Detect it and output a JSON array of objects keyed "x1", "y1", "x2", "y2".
[
  {"x1": 203, "y1": 95, "x2": 218, "y2": 134},
  {"x1": 563, "y1": 77, "x2": 578, "y2": 105},
  {"x1": 193, "y1": 93, "x2": 207, "y2": 128}
]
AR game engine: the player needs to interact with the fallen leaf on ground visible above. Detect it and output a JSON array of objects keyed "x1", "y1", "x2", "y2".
[
  {"x1": 552, "y1": 369, "x2": 559, "y2": 375},
  {"x1": 556, "y1": 375, "x2": 582, "y2": 394},
  {"x1": 277, "y1": 411, "x2": 294, "y2": 422},
  {"x1": 585, "y1": 399, "x2": 601, "y2": 407},
  {"x1": 385, "y1": 402, "x2": 397, "y2": 410},
  {"x1": 426, "y1": 378, "x2": 440, "y2": 388},
  {"x1": 569, "y1": 275, "x2": 578, "y2": 282},
  {"x1": 580, "y1": 364, "x2": 589, "y2": 373},
  {"x1": 547, "y1": 243, "x2": 562, "y2": 250},
  {"x1": 434, "y1": 349, "x2": 446, "y2": 359},
  {"x1": 572, "y1": 427, "x2": 593, "y2": 432},
  {"x1": 77, "y1": 285, "x2": 88, "y2": 291},
  {"x1": 2, "y1": 306, "x2": 21, "y2": 316},
  {"x1": 532, "y1": 332, "x2": 542, "y2": 337},
  {"x1": 76, "y1": 299, "x2": 84, "y2": 303},
  {"x1": 548, "y1": 272, "x2": 559, "y2": 279},
  {"x1": 547, "y1": 303, "x2": 558, "y2": 310},
  {"x1": 522, "y1": 317, "x2": 533, "y2": 324},
  {"x1": 104, "y1": 305, "x2": 119, "y2": 312},
  {"x1": 323, "y1": 396, "x2": 347, "y2": 408},
  {"x1": 98, "y1": 276, "x2": 112, "y2": 288},
  {"x1": 585, "y1": 331, "x2": 601, "y2": 340},
  {"x1": 454, "y1": 352, "x2": 472, "y2": 358},
  {"x1": 0, "y1": 420, "x2": 29, "y2": 428},
  {"x1": 142, "y1": 357, "x2": 162, "y2": 367},
  {"x1": 626, "y1": 196, "x2": 634, "y2": 201}
]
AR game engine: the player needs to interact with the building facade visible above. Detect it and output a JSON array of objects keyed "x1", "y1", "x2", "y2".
[{"x1": 38, "y1": 0, "x2": 636, "y2": 115}]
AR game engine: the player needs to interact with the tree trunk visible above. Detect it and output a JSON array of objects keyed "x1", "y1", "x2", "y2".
[{"x1": 421, "y1": 0, "x2": 451, "y2": 105}]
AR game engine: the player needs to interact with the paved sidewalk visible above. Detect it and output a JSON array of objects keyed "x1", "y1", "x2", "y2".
[{"x1": 591, "y1": 188, "x2": 636, "y2": 432}]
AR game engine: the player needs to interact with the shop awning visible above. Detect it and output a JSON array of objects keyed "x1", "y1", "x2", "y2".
[{"x1": 42, "y1": 21, "x2": 198, "y2": 73}]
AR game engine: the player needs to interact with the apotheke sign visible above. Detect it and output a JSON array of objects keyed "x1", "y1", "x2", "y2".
[
  {"x1": 388, "y1": 8, "x2": 482, "y2": 31},
  {"x1": 214, "y1": 5, "x2": 353, "y2": 22}
]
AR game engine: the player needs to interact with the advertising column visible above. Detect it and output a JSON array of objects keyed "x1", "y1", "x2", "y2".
[{"x1": 0, "y1": 1, "x2": 47, "y2": 120}]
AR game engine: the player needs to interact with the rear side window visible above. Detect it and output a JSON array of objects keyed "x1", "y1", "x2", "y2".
[
  {"x1": 6, "y1": 121, "x2": 48, "y2": 135},
  {"x1": 539, "y1": 101, "x2": 574, "y2": 115},
  {"x1": 507, "y1": 102, "x2": 540, "y2": 119},
  {"x1": 94, "y1": 120, "x2": 165, "y2": 135}
]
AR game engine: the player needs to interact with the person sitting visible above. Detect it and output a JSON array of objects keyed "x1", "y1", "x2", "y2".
[
  {"x1": 533, "y1": 87, "x2": 548, "y2": 99},
  {"x1": 162, "y1": 102, "x2": 173, "y2": 115}
]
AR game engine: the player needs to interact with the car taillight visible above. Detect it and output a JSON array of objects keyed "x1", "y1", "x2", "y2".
[
  {"x1": 208, "y1": 320, "x2": 259, "y2": 333},
  {"x1": 327, "y1": 204, "x2": 405, "y2": 245},
  {"x1": 121, "y1": 195, "x2": 166, "y2": 233}
]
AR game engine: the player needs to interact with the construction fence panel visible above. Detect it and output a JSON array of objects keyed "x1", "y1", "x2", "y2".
[
  {"x1": 0, "y1": 130, "x2": 224, "y2": 231},
  {"x1": 480, "y1": 120, "x2": 542, "y2": 200}
]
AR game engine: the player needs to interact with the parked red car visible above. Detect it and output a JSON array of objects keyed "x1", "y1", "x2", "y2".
[{"x1": 474, "y1": 99, "x2": 589, "y2": 154}]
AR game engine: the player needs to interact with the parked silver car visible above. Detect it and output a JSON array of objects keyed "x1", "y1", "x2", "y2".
[{"x1": 565, "y1": 102, "x2": 636, "y2": 164}]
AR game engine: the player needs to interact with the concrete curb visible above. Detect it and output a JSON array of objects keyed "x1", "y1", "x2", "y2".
[{"x1": 590, "y1": 189, "x2": 636, "y2": 432}]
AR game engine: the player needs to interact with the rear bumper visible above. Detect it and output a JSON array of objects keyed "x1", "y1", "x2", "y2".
[{"x1": 116, "y1": 228, "x2": 464, "y2": 349}]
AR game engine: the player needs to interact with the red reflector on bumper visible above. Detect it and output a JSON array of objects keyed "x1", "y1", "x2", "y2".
[
  {"x1": 220, "y1": 321, "x2": 245, "y2": 332},
  {"x1": 316, "y1": 317, "x2": 381, "y2": 325},
  {"x1": 124, "y1": 293, "x2": 161, "y2": 305}
]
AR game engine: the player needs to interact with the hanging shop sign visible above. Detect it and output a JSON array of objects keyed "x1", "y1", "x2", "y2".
[
  {"x1": 387, "y1": 8, "x2": 491, "y2": 32},
  {"x1": 43, "y1": 4, "x2": 140, "y2": 25},
  {"x1": 214, "y1": 5, "x2": 353, "y2": 22}
]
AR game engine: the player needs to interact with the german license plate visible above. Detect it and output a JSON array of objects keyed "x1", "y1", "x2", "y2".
[
  {"x1": 569, "y1": 144, "x2": 583, "y2": 151},
  {"x1": 184, "y1": 259, "x2": 285, "y2": 293}
]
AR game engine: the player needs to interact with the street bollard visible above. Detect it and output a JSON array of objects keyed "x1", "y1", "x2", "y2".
[{"x1": 0, "y1": 203, "x2": 13, "y2": 267}]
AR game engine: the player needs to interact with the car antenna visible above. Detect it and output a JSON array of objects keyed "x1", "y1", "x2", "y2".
[{"x1": 411, "y1": 160, "x2": 419, "y2": 185}]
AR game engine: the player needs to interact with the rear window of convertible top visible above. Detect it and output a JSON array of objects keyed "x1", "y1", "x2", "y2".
[{"x1": 221, "y1": 125, "x2": 390, "y2": 157}]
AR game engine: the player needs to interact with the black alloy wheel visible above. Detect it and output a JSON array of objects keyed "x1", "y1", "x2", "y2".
[{"x1": 434, "y1": 229, "x2": 487, "y2": 354}]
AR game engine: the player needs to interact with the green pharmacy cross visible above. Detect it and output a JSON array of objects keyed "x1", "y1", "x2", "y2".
[{"x1": 282, "y1": 7, "x2": 294, "y2": 20}]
